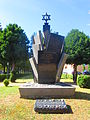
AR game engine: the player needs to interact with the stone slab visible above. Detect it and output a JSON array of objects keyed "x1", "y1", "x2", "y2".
[
  {"x1": 47, "y1": 33, "x2": 64, "y2": 54},
  {"x1": 43, "y1": 30, "x2": 50, "y2": 49},
  {"x1": 19, "y1": 82, "x2": 76, "y2": 99},
  {"x1": 56, "y1": 53, "x2": 68, "y2": 82},
  {"x1": 34, "y1": 99, "x2": 68, "y2": 113},
  {"x1": 29, "y1": 57, "x2": 38, "y2": 82},
  {"x1": 32, "y1": 44, "x2": 41, "y2": 64},
  {"x1": 34, "y1": 31, "x2": 43, "y2": 46}
]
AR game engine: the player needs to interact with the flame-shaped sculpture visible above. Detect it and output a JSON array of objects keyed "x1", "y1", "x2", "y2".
[{"x1": 30, "y1": 30, "x2": 68, "y2": 84}]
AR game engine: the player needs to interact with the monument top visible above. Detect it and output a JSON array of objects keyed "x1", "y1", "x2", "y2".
[
  {"x1": 42, "y1": 13, "x2": 51, "y2": 32},
  {"x1": 42, "y1": 12, "x2": 51, "y2": 24}
]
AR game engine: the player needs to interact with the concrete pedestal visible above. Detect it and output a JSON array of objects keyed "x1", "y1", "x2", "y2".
[{"x1": 19, "y1": 82, "x2": 76, "y2": 99}]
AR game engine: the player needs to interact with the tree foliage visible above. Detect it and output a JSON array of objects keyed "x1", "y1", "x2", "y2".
[
  {"x1": 65, "y1": 29, "x2": 90, "y2": 82},
  {"x1": 0, "y1": 23, "x2": 30, "y2": 72},
  {"x1": 65, "y1": 29, "x2": 90, "y2": 65},
  {"x1": 0, "y1": 23, "x2": 6, "y2": 72}
]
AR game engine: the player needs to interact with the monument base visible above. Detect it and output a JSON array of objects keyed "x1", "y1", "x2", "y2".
[{"x1": 19, "y1": 82, "x2": 75, "y2": 99}]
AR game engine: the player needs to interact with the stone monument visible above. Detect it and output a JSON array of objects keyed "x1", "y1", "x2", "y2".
[
  {"x1": 30, "y1": 12, "x2": 67, "y2": 84},
  {"x1": 19, "y1": 13, "x2": 75, "y2": 99}
]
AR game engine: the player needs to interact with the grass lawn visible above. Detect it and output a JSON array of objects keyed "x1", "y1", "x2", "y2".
[{"x1": 0, "y1": 75, "x2": 90, "y2": 120}]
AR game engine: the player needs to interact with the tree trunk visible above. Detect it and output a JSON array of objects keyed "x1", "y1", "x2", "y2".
[
  {"x1": 12, "y1": 63, "x2": 15, "y2": 72},
  {"x1": 7, "y1": 65, "x2": 9, "y2": 79},
  {"x1": 18, "y1": 67, "x2": 19, "y2": 74},
  {"x1": 3, "y1": 65, "x2": 5, "y2": 74},
  {"x1": 73, "y1": 64, "x2": 77, "y2": 83}
]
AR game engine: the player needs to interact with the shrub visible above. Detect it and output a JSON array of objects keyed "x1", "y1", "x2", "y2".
[
  {"x1": 77, "y1": 75, "x2": 90, "y2": 88},
  {"x1": 0, "y1": 74, "x2": 9, "y2": 82},
  {"x1": 3, "y1": 79, "x2": 9, "y2": 87},
  {"x1": 9, "y1": 72, "x2": 16, "y2": 82}
]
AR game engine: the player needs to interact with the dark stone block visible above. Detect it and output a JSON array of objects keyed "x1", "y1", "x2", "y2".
[
  {"x1": 38, "y1": 51, "x2": 59, "y2": 64},
  {"x1": 43, "y1": 23, "x2": 50, "y2": 32},
  {"x1": 38, "y1": 64, "x2": 57, "y2": 84},
  {"x1": 34, "y1": 99, "x2": 68, "y2": 113},
  {"x1": 47, "y1": 33, "x2": 64, "y2": 54}
]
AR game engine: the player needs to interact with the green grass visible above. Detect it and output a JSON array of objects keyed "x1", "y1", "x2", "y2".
[
  {"x1": 16, "y1": 79, "x2": 33, "y2": 83},
  {"x1": 61, "y1": 74, "x2": 73, "y2": 79},
  {"x1": 0, "y1": 74, "x2": 90, "y2": 120},
  {"x1": 61, "y1": 78, "x2": 73, "y2": 83},
  {"x1": 0, "y1": 86, "x2": 18, "y2": 98}
]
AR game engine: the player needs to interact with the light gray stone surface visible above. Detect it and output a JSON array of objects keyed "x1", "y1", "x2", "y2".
[
  {"x1": 56, "y1": 53, "x2": 68, "y2": 82},
  {"x1": 19, "y1": 82, "x2": 76, "y2": 99},
  {"x1": 33, "y1": 31, "x2": 43, "y2": 50},
  {"x1": 32, "y1": 44, "x2": 41, "y2": 64},
  {"x1": 29, "y1": 57, "x2": 38, "y2": 82}
]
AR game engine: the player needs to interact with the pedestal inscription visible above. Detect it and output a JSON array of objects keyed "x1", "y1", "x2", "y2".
[{"x1": 34, "y1": 99, "x2": 68, "y2": 113}]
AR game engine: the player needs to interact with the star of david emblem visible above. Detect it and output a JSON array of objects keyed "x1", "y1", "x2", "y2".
[{"x1": 42, "y1": 12, "x2": 51, "y2": 24}]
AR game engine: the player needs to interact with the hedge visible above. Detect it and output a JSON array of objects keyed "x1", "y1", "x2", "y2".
[
  {"x1": 77, "y1": 75, "x2": 90, "y2": 88},
  {"x1": 0, "y1": 74, "x2": 9, "y2": 82},
  {"x1": 0, "y1": 73, "x2": 32, "y2": 82}
]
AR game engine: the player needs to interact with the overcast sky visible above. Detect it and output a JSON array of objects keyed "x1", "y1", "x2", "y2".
[{"x1": 0, "y1": 0, "x2": 90, "y2": 39}]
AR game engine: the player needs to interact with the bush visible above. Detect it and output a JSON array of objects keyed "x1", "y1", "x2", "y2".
[
  {"x1": 3, "y1": 79, "x2": 9, "y2": 87},
  {"x1": 77, "y1": 75, "x2": 90, "y2": 88},
  {"x1": 9, "y1": 72, "x2": 16, "y2": 82},
  {"x1": 0, "y1": 74, "x2": 9, "y2": 82}
]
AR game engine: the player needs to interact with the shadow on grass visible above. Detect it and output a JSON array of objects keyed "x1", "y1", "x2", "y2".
[
  {"x1": 7, "y1": 86, "x2": 13, "y2": 87},
  {"x1": 71, "y1": 91, "x2": 90, "y2": 100},
  {"x1": 35, "y1": 105, "x2": 73, "y2": 114},
  {"x1": 64, "y1": 82, "x2": 77, "y2": 85},
  {"x1": 62, "y1": 92, "x2": 90, "y2": 100}
]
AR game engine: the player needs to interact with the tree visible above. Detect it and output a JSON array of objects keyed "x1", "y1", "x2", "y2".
[
  {"x1": 15, "y1": 59, "x2": 31, "y2": 74},
  {"x1": 65, "y1": 29, "x2": 90, "y2": 83},
  {"x1": 0, "y1": 23, "x2": 6, "y2": 73},
  {"x1": 0, "y1": 24, "x2": 29, "y2": 72}
]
